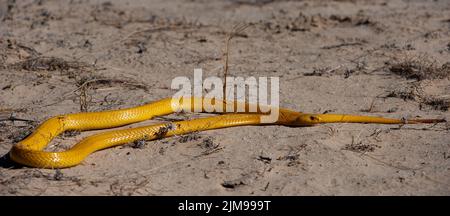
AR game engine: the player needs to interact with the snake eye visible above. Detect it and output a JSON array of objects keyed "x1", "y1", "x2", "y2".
[{"x1": 309, "y1": 116, "x2": 318, "y2": 121}]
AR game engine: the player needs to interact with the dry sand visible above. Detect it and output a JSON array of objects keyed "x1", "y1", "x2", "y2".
[{"x1": 0, "y1": 0, "x2": 449, "y2": 195}]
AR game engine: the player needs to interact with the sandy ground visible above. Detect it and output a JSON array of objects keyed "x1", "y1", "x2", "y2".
[{"x1": 0, "y1": 0, "x2": 449, "y2": 195}]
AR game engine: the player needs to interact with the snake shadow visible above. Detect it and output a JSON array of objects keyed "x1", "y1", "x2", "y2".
[{"x1": 0, "y1": 152, "x2": 23, "y2": 169}]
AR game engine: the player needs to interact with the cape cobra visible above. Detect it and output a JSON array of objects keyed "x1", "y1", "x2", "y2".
[{"x1": 8, "y1": 97, "x2": 446, "y2": 168}]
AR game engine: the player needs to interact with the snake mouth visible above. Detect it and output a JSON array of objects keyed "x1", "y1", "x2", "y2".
[{"x1": 291, "y1": 114, "x2": 322, "y2": 126}]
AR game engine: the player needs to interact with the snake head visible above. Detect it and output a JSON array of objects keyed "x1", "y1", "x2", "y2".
[{"x1": 293, "y1": 114, "x2": 322, "y2": 126}]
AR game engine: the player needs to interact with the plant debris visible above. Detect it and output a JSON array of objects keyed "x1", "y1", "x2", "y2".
[
  {"x1": 387, "y1": 83, "x2": 450, "y2": 111},
  {"x1": 130, "y1": 136, "x2": 150, "y2": 149},
  {"x1": 277, "y1": 144, "x2": 307, "y2": 167},
  {"x1": 343, "y1": 137, "x2": 380, "y2": 153},
  {"x1": 178, "y1": 132, "x2": 202, "y2": 143},
  {"x1": 8, "y1": 56, "x2": 92, "y2": 71},
  {"x1": 63, "y1": 130, "x2": 81, "y2": 137},
  {"x1": 154, "y1": 123, "x2": 176, "y2": 139},
  {"x1": 421, "y1": 98, "x2": 450, "y2": 111},
  {"x1": 257, "y1": 155, "x2": 272, "y2": 164},
  {"x1": 221, "y1": 177, "x2": 247, "y2": 189},
  {"x1": 388, "y1": 56, "x2": 450, "y2": 80}
]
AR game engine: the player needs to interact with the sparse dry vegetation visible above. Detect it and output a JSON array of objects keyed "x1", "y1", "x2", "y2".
[
  {"x1": 0, "y1": 0, "x2": 449, "y2": 196},
  {"x1": 343, "y1": 141, "x2": 379, "y2": 153},
  {"x1": 387, "y1": 83, "x2": 450, "y2": 111},
  {"x1": 8, "y1": 56, "x2": 92, "y2": 72},
  {"x1": 389, "y1": 55, "x2": 450, "y2": 80}
]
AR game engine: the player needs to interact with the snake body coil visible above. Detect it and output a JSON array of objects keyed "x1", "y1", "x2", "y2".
[{"x1": 9, "y1": 97, "x2": 445, "y2": 168}]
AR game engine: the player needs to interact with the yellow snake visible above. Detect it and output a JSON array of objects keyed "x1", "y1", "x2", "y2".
[{"x1": 9, "y1": 97, "x2": 445, "y2": 168}]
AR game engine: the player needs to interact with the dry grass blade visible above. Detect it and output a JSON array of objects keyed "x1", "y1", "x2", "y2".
[
  {"x1": 223, "y1": 23, "x2": 250, "y2": 100},
  {"x1": 0, "y1": 115, "x2": 34, "y2": 122},
  {"x1": 72, "y1": 77, "x2": 150, "y2": 112},
  {"x1": 72, "y1": 78, "x2": 149, "y2": 93},
  {"x1": 78, "y1": 82, "x2": 90, "y2": 112}
]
